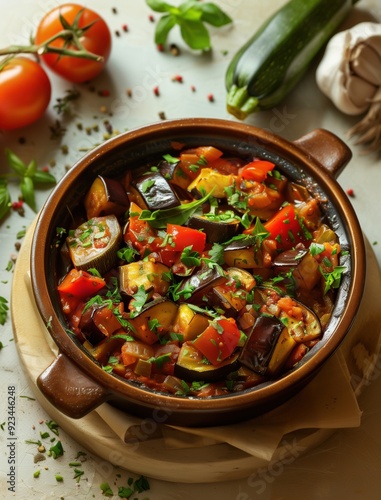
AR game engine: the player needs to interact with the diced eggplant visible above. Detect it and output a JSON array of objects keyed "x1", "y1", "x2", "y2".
[
  {"x1": 225, "y1": 267, "x2": 256, "y2": 291},
  {"x1": 128, "y1": 298, "x2": 178, "y2": 345},
  {"x1": 173, "y1": 303, "x2": 210, "y2": 342},
  {"x1": 280, "y1": 301, "x2": 321, "y2": 343},
  {"x1": 187, "y1": 168, "x2": 235, "y2": 198},
  {"x1": 208, "y1": 286, "x2": 247, "y2": 318},
  {"x1": 134, "y1": 358, "x2": 152, "y2": 378},
  {"x1": 187, "y1": 213, "x2": 240, "y2": 243},
  {"x1": 67, "y1": 215, "x2": 122, "y2": 275},
  {"x1": 119, "y1": 261, "x2": 171, "y2": 297},
  {"x1": 178, "y1": 263, "x2": 227, "y2": 305},
  {"x1": 130, "y1": 172, "x2": 180, "y2": 211},
  {"x1": 84, "y1": 176, "x2": 130, "y2": 219},
  {"x1": 79, "y1": 304, "x2": 121, "y2": 346},
  {"x1": 266, "y1": 327, "x2": 297, "y2": 377},
  {"x1": 239, "y1": 316, "x2": 285, "y2": 375},
  {"x1": 85, "y1": 336, "x2": 126, "y2": 364},
  {"x1": 224, "y1": 236, "x2": 264, "y2": 268},
  {"x1": 273, "y1": 248, "x2": 308, "y2": 269},
  {"x1": 273, "y1": 248, "x2": 320, "y2": 291},
  {"x1": 157, "y1": 158, "x2": 179, "y2": 180},
  {"x1": 175, "y1": 342, "x2": 240, "y2": 382}
]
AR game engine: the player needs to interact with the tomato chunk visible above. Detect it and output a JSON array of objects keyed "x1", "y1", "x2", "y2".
[
  {"x1": 57, "y1": 269, "x2": 106, "y2": 299},
  {"x1": 193, "y1": 318, "x2": 241, "y2": 366}
]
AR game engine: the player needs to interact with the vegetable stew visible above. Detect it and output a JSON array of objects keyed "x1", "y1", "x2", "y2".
[{"x1": 56, "y1": 144, "x2": 346, "y2": 397}]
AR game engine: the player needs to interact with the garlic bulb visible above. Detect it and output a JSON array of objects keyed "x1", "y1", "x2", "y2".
[{"x1": 316, "y1": 22, "x2": 381, "y2": 152}]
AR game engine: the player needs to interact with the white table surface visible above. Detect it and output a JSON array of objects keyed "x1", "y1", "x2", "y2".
[{"x1": 1, "y1": 1, "x2": 381, "y2": 499}]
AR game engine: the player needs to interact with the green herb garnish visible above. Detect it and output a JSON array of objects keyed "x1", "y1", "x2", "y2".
[
  {"x1": 146, "y1": 0, "x2": 232, "y2": 51},
  {"x1": 138, "y1": 189, "x2": 214, "y2": 228}
]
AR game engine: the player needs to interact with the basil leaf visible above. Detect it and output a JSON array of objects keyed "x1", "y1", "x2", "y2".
[
  {"x1": 146, "y1": 0, "x2": 173, "y2": 12},
  {"x1": 179, "y1": 18, "x2": 211, "y2": 50},
  {"x1": 138, "y1": 189, "x2": 214, "y2": 228},
  {"x1": 199, "y1": 3, "x2": 232, "y2": 27},
  {"x1": 154, "y1": 13, "x2": 176, "y2": 45},
  {"x1": 179, "y1": 2, "x2": 203, "y2": 21},
  {"x1": 6, "y1": 148, "x2": 26, "y2": 177},
  {"x1": 20, "y1": 176, "x2": 36, "y2": 212},
  {"x1": 31, "y1": 170, "x2": 57, "y2": 184},
  {"x1": 0, "y1": 180, "x2": 11, "y2": 221},
  {"x1": 25, "y1": 159, "x2": 37, "y2": 178}
]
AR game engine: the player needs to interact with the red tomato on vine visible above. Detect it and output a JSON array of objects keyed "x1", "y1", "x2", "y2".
[
  {"x1": 0, "y1": 57, "x2": 51, "y2": 130},
  {"x1": 35, "y1": 3, "x2": 112, "y2": 83}
]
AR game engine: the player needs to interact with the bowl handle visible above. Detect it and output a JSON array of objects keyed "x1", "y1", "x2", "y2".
[
  {"x1": 293, "y1": 128, "x2": 352, "y2": 178},
  {"x1": 37, "y1": 353, "x2": 110, "y2": 419}
]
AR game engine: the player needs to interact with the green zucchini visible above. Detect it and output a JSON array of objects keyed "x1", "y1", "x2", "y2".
[{"x1": 226, "y1": 0, "x2": 359, "y2": 120}]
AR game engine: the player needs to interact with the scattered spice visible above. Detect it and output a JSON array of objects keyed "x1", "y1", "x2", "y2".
[
  {"x1": 33, "y1": 470, "x2": 41, "y2": 478},
  {"x1": 104, "y1": 120, "x2": 113, "y2": 134},
  {"x1": 54, "y1": 89, "x2": 81, "y2": 115},
  {"x1": 346, "y1": 188, "x2": 355, "y2": 197},
  {"x1": 207, "y1": 93, "x2": 215, "y2": 102},
  {"x1": 112, "y1": 7, "x2": 117, "y2": 14},
  {"x1": 170, "y1": 43, "x2": 180, "y2": 56},
  {"x1": 153, "y1": 85, "x2": 160, "y2": 96},
  {"x1": 50, "y1": 120, "x2": 67, "y2": 140},
  {"x1": 126, "y1": 88, "x2": 133, "y2": 97},
  {"x1": 190, "y1": 85, "x2": 196, "y2": 92},
  {"x1": 122, "y1": 24, "x2": 128, "y2": 32},
  {"x1": 115, "y1": 30, "x2": 121, "y2": 37},
  {"x1": 98, "y1": 89, "x2": 110, "y2": 97},
  {"x1": 172, "y1": 74, "x2": 183, "y2": 83},
  {"x1": 156, "y1": 43, "x2": 164, "y2": 52},
  {"x1": 158, "y1": 111, "x2": 166, "y2": 120},
  {"x1": 149, "y1": 14, "x2": 155, "y2": 22}
]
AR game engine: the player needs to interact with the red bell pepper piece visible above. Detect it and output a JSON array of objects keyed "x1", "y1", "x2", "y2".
[
  {"x1": 264, "y1": 204, "x2": 305, "y2": 250},
  {"x1": 57, "y1": 268, "x2": 106, "y2": 300},
  {"x1": 165, "y1": 224, "x2": 206, "y2": 254},
  {"x1": 238, "y1": 160, "x2": 275, "y2": 183},
  {"x1": 193, "y1": 318, "x2": 241, "y2": 366}
]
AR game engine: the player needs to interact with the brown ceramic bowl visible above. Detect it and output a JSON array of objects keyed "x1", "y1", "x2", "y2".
[{"x1": 31, "y1": 118, "x2": 365, "y2": 427}]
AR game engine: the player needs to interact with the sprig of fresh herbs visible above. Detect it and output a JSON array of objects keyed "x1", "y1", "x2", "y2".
[
  {"x1": 0, "y1": 149, "x2": 56, "y2": 221},
  {"x1": 146, "y1": 0, "x2": 232, "y2": 51}
]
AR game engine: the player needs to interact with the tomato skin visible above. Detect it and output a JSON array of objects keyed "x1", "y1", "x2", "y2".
[
  {"x1": 0, "y1": 57, "x2": 51, "y2": 130},
  {"x1": 35, "y1": 4, "x2": 111, "y2": 83}
]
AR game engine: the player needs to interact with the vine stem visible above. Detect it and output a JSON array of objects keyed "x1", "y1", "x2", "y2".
[{"x1": 0, "y1": 29, "x2": 103, "y2": 62}]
